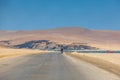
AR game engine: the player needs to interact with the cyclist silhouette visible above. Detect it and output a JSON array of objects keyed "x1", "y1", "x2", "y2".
[{"x1": 60, "y1": 48, "x2": 64, "y2": 54}]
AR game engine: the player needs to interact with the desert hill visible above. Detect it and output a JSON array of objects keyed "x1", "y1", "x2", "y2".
[{"x1": 0, "y1": 27, "x2": 120, "y2": 50}]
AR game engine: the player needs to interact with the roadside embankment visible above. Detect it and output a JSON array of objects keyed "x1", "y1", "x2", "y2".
[
  {"x1": 65, "y1": 52, "x2": 120, "y2": 77},
  {"x1": 0, "y1": 48, "x2": 51, "y2": 58}
]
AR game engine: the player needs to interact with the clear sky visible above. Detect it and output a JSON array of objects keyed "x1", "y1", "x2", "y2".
[{"x1": 0, "y1": 0, "x2": 120, "y2": 30}]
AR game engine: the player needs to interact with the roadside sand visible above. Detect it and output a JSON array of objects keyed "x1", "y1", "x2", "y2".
[
  {"x1": 89, "y1": 43, "x2": 120, "y2": 50},
  {"x1": 0, "y1": 48, "x2": 50, "y2": 58},
  {"x1": 76, "y1": 53, "x2": 120, "y2": 65},
  {"x1": 66, "y1": 52, "x2": 120, "y2": 77}
]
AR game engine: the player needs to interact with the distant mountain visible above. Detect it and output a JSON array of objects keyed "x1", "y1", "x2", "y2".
[{"x1": 0, "y1": 27, "x2": 120, "y2": 50}]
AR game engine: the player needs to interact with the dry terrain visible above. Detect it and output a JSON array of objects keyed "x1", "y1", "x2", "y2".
[
  {"x1": 0, "y1": 27, "x2": 120, "y2": 50},
  {"x1": 66, "y1": 52, "x2": 120, "y2": 77},
  {"x1": 0, "y1": 48, "x2": 50, "y2": 58},
  {"x1": 74, "y1": 53, "x2": 120, "y2": 65},
  {"x1": 0, "y1": 27, "x2": 120, "y2": 80}
]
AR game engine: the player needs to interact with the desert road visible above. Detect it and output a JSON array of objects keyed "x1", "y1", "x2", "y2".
[{"x1": 0, "y1": 53, "x2": 119, "y2": 80}]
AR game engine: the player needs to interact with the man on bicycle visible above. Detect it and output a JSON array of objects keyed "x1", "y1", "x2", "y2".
[{"x1": 60, "y1": 48, "x2": 64, "y2": 54}]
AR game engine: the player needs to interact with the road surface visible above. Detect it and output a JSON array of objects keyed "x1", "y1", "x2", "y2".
[{"x1": 0, "y1": 53, "x2": 119, "y2": 80}]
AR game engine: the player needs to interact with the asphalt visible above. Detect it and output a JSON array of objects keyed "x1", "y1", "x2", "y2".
[{"x1": 0, "y1": 53, "x2": 119, "y2": 80}]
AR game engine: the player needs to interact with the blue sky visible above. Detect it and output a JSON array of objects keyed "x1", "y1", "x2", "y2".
[{"x1": 0, "y1": 0, "x2": 120, "y2": 30}]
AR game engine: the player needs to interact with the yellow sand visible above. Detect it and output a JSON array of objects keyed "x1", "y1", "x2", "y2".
[
  {"x1": 66, "y1": 52, "x2": 120, "y2": 76},
  {"x1": 72, "y1": 52, "x2": 120, "y2": 65},
  {"x1": 0, "y1": 48, "x2": 50, "y2": 58}
]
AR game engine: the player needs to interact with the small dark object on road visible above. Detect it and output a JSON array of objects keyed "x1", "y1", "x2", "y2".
[{"x1": 60, "y1": 48, "x2": 64, "y2": 54}]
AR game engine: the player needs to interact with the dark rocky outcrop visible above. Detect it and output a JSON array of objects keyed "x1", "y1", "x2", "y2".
[
  {"x1": 14, "y1": 40, "x2": 98, "y2": 50},
  {"x1": 14, "y1": 40, "x2": 61, "y2": 50}
]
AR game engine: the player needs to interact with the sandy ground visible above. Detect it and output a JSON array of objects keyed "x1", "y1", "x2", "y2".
[
  {"x1": 0, "y1": 48, "x2": 51, "y2": 58},
  {"x1": 66, "y1": 52, "x2": 120, "y2": 77},
  {"x1": 70, "y1": 52, "x2": 120, "y2": 65},
  {"x1": 77, "y1": 53, "x2": 120, "y2": 65},
  {"x1": 89, "y1": 43, "x2": 120, "y2": 50}
]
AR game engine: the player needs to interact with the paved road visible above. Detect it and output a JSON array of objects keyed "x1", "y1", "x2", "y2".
[{"x1": 0, "y1": 53, "x2": 119, "y2": 80}]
